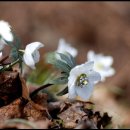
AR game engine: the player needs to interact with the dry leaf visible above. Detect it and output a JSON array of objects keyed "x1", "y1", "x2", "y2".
[
  {"x1": 58, "y1": 101, "x2": 87, "y2": 128},
  {"x1": 0, "y1": 71, "x2": 22, "y2": 106},
  {"x1": 23, "y1": 93, "x2": 51, "y2": 121},
  {"x1": 0, "y1": 98, "x2": 23, "y2": 122}
]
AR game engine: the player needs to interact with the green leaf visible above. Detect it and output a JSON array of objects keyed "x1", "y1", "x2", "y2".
[
  {"x1": 65, "y1": 52, "x2": 76, "y2": 67},
  {"x1": 46, "y1": 52, "x2": 71, "y2": 74},
  {"x1": 10, "y1": 48, "x2": 19, "y2": 61},
  {"x1": 54, "y1": 60, "x2": 71, "y2": 73},
  {"x1": 57, "y1": 86, "x2": 68, "y2": 96},
  {"x1": 13, "y1": 32, "x2": 21, "y2": 49},
  {"x1": 61, "y1": 71, "x2": 69, "y2": 77},
  {"x1": 46, "y1": 52, "x2": 57, "y2": 66},
  {"x1": 50, "y1": 76, "x2": 68, "y2": 85},
  {"x1": 27, "y1": 63, "x2": 53, "y2": 85},
  {"x1": 57, "y1": 52, "x2": 75, "y2": 68},
  {"x1": 10, "y1": 46, "x2": 23, "y2": 73}
]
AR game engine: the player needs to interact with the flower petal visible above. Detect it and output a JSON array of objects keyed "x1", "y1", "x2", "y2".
[
  {"x1": 2, "y1": 31, "x2": 13, "y2": 42},
  {"x1": 87, "y1": 50, "x2": 115, "y2": 81},
  {"x1": 25, "y1": 42, "x2": 44, "y2": 54},
  {"x1": 105, "y1": 68, "x2": 115, "y2": 77},
  {"x1": 69, "y1": 61, "x2": 94, "y2": 77},
  {"x1": 32, "y1": 50, "x2": 40, "y2": 63},
  {"x1": 23, "y1": 53, "x2": 36, "y2": 69},
  {"x1": 87, "y1": 50, "x2": 114, "y2": 67},
  {"x1": 0, "y1": 20, "x2": 13, "y2": 42},
  {"x1": 68, "y1": 84, "x2": 77, "y2": 99},
  {"x1": 57, "y1": 38, "x2": 78, "y2": 57},
  {"x1": 97, "y1": 67, "x2": 115, "y2": 81},
  {"x1": 76, "y1": 83, "x2": 94, "y2": 100},
  {"x1": 23, "y1": 42, "x2": 44, "y2": 69},
  {"x1": 68, "y1": 61, "x2": 94, "y2": 87},
  {"x1": 87, "y1": 50, "x2": 95, "y2": 61},
  {"x1": 87, "y1": 70, "x2": 101, "y2": 83},
  {"x1": 97, "y1": 56, "x2": 113, "y2": 67}
]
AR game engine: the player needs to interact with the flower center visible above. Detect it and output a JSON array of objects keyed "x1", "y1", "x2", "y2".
[{"x1": 76, "y1": 73, "x2": 88, "y2": 87}]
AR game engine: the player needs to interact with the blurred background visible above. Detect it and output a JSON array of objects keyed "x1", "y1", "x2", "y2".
[{"x1": 1, "y1": 2, "x2": 130, "y2": 128}]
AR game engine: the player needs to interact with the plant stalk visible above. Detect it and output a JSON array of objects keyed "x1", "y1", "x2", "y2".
[
  {"x1": 0, "y1": 58, "x2": 20, "y2": 72},
  {"x1": 30, "y1": 83, "x2": 53, "y2": 99}
]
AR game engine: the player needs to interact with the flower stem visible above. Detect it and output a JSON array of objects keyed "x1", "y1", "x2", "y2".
[
  {"x1": 19, "y1": 49, "x2": 25, "y2": 53},
  {"x1": 0, "y1": 58, "x2": 20, "y2": 72},
  {"x1": 30, "y1": 83, "x2": 53, "y2": 99}
]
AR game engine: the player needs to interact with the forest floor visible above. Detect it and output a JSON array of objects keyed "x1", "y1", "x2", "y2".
[{"x1": 0, "y1": 70, "x2": 113, "y2": 129}]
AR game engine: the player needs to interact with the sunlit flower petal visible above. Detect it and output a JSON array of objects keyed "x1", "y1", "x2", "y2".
[
  {"x1": 23, "y1": 42, "x2": 44, "y2": 69},
  {"x1": 68, "y1": 83, "x2": 77, "y2": 99},
  {"x1": 68, "y1": 61, "x2": 94, "y2": 87},
  {"x1": 87, "y1": 70, "x2": 101, "y2": 82},
  {"x1": 87, "y1": 50, "x2": 115, "y2": 81},
  {"x1": 68, "y1": 61, "x2": 101, "y2": 101},
  {"x1": 56, "y1": 38, "x2": 78, "y2": 57},
  {"x1": 0, "y1": 20, "x2": 13, "y2": 42},
  {"x1": 76, "y1": 82, "x2": 94, "y2": 100},
  {"x1": 98, "y1": 56, "x2": 113, "y2": 67}
]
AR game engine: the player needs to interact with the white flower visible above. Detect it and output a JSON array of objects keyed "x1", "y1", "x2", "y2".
[
  {"x1": 0, "y1": 20, "x2": 13, "y2": 42},
  {"x1": 87, "y1": 50, "x2": 115, "y2": 81},
  {"x1": 0, "y1": 20, "x2": 13, "y2": 51},
  {"x1": 23, "y1": 42, "x2": 44, "y2": 69},
  {"x1": 56, "y1": 38, "x2": 78, "y2": 57},
  {"x1": 68, "y1": 61, "x2": 101, "y2": 100}
]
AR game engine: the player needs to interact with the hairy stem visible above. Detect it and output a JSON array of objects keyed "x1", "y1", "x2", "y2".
[{"x1": 0, "y1": 58, "x2": 20, "y2": 72}]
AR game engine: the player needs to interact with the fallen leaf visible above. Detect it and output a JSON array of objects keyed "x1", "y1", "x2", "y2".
[
  {"x1": 23, "y1": 93, "x2": 51, "y2": 121},
  {"x1": 0, "y1": 98, "x2": 23, "y2": 122},
  {"x1": 58, "y1": 101, "x2": 87, "y2": 128},
  {"x1": 0, "y1": 71, "x2": 22, "y2": 106}
]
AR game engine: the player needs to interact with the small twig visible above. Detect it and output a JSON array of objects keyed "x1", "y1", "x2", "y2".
[
  {"x1": 0, "y1": 55, "x2": 9, "y2": 64},
  {"x1": 30, "y1": 84, "x2": 53, "y2": 99}
]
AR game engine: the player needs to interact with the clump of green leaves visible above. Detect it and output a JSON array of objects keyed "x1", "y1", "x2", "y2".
[{"x1": 46, "y1": 51, "x2": 76, "y2": 96}]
